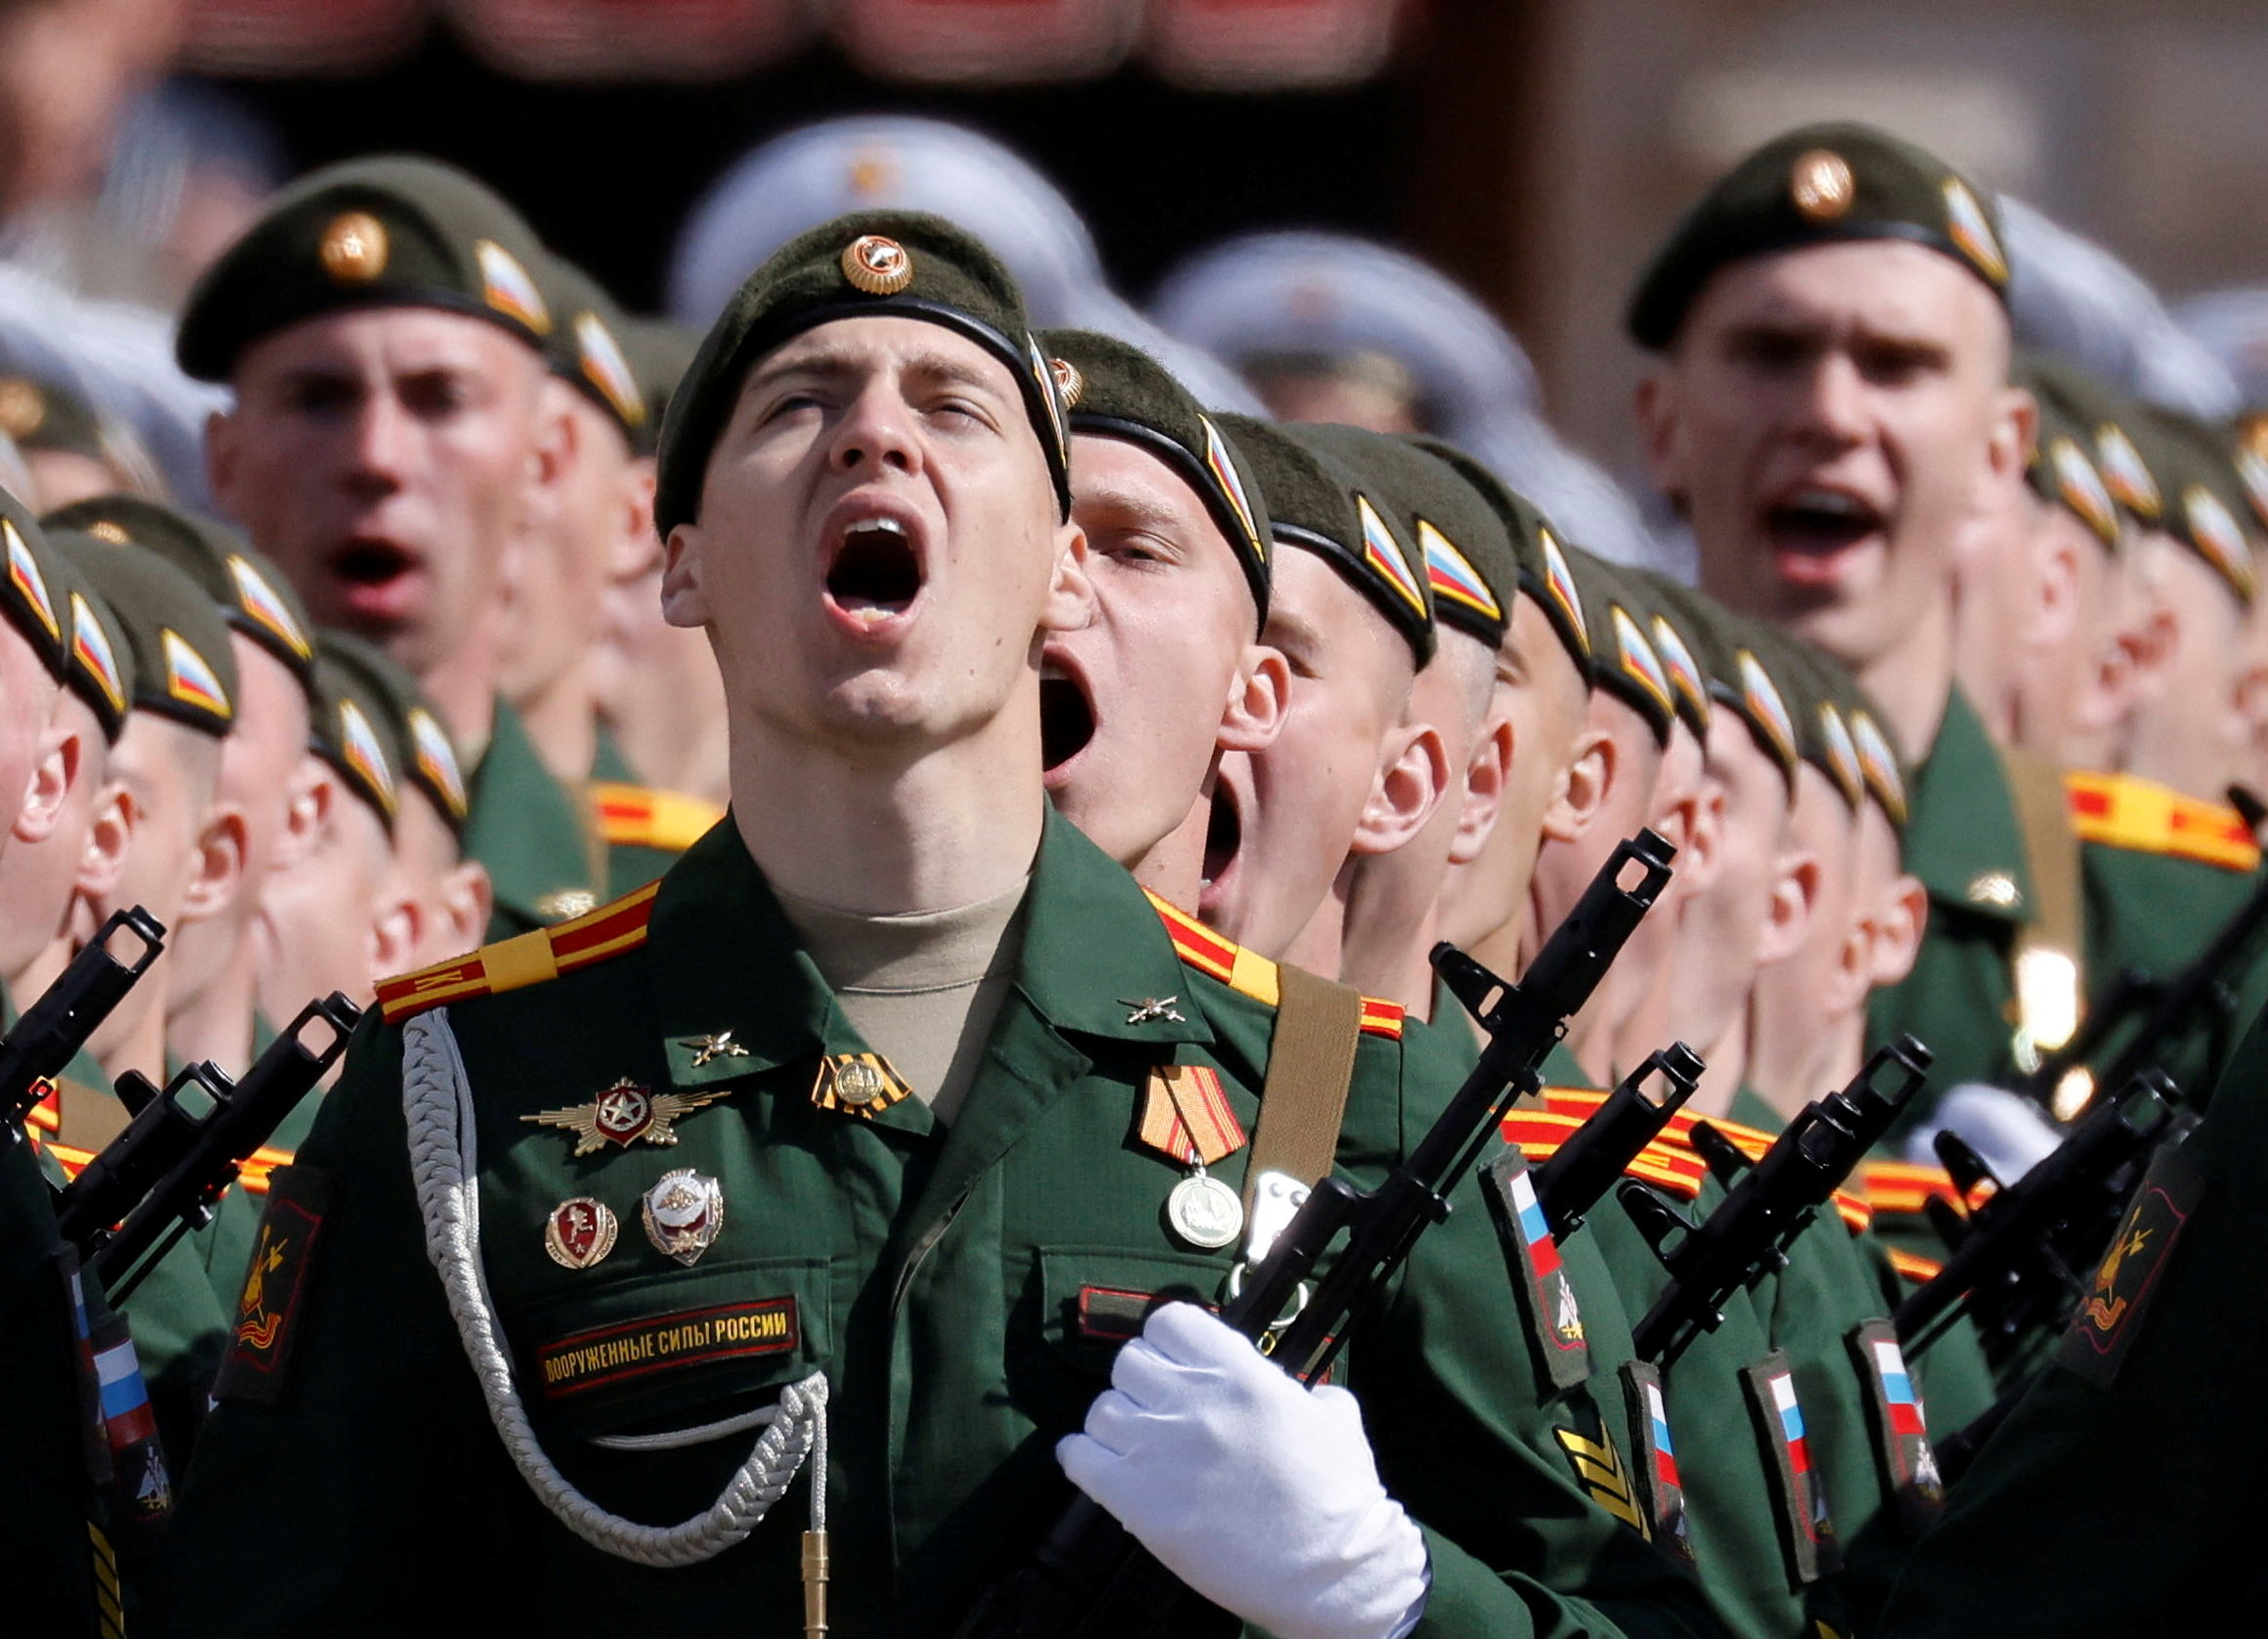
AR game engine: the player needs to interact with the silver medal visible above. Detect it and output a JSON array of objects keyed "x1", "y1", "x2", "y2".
[{"x1": 1165, "y1": 1167, "x2": 1245, "y2": 1251}]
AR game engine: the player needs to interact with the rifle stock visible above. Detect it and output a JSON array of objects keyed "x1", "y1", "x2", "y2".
[
  {"x1": 0, "y1": 908, "x2": 164, "y2": 1138},
  {"x1": 951, "y1": 830, "x2": 1677, "y2": 1639},
  {"x1": 1626, "y1": 1037, "x2": 1933, "y2": 1366},
  {"x1": 57, "y1": 993, "x2": 362, "y2": 1300}
]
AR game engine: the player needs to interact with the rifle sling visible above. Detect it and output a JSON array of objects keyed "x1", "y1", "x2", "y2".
[{"x1": 1243, "y1": 963, "x2": 1365, "y2": 1215}]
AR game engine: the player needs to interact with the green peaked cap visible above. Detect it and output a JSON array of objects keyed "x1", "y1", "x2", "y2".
[
  {"x1": 1039, "y1": 327, "x2": 1272, "y2": 627},
  {"x1": 654, "y1": 209, "x2": 1072, "y2": 541},
  {"x1": 178, "y1": 155, "x2": 556, "y2": 381},
  {"x1": 1629, "y1": 120, "x2": 2011, "y2": 351}
]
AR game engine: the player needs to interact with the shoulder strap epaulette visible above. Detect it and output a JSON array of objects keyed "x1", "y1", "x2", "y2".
[
  {"x1": 590, "y1": 782, "x2": 726, "y2": 856},
  {"x1": 1145, "y1": 893, "x2": 1403, "y2": 1039},
  {"x1": 1511, "y1": 1088, "x2": 1707, "y2": 1201},
  {"x1": 236, "y1": 1142, "x2": 294, "y2": 1197},
  {"x1": 2068, "y1": 769, "x2": 2262, "y2": 872},
  {"x1": 1886, "y1": 1246, "x2": 1944, "y2": 1284},
  {"x1": 1860, "y1": 1157, "x2": 1965, "y2": 1218},
  {"x1": 377, "y1": 880, "x2": 659, "y2": 1024},
  {"x1": 39, "y1": 1135, "x2": 95, "y2": 1182}
]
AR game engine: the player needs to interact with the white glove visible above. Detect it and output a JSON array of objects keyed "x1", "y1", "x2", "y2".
[
  {"x1": 1904, "y1": 1083, "x2": 2066, "y2": 1181},
  {"x1": 1057, "y1": 1303, "x2": 1430, "y2": 1639}
]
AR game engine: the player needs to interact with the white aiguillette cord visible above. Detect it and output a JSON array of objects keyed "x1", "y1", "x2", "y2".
[{"x1": 403, "y1": 1007, "x2": 829, "y2": 1617}]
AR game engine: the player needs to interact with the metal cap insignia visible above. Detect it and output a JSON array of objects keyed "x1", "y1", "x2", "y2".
[
  {"x1": 841, "y1": 234, "x2": 913, "y2": 295},
  {"x1": 1789, "y1": 150, "x2": 1855, "y2": 222},
  {"x1": 319, "y1": 211, "x2": 389, "y2": 285}
]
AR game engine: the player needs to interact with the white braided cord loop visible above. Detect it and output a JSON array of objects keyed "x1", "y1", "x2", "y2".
[{"x1": 402, "y1": 1007, "x2": 825, "y2": 1568}]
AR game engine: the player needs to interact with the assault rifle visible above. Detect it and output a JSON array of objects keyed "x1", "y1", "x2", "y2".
[
  {"x1": 1, "y1": 908, "x2": 165, "y2": 1140},
  {"x1": 56, "y1": 993, "x2": 361, "y2": 1300},
  {"x1": 1893, "y1": 1071, "x2": 2174, "y2": 1369},
  {"x1": 1534, "y1": 1042, "x2": 1704, "y2": 1240},
  {"x1": 1623, "y1": 1038, "x2": 1934, "y2": 1366},
  {"x1": 952, "y1": 829, "x2": 1677, "y2": 1639}
]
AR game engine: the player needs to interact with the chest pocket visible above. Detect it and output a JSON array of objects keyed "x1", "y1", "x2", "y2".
[
  {"x1": 510, "y1": 1256, "x2": 832, "y2": 1444},
  {"x1": 1037, "y1": 1246, "x2": 1232, "y2": 1377}
]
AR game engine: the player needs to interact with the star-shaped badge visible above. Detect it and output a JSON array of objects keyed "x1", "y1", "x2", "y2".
[{"x1": 521, "y1": 1078, "x2": 734, "y2": 1157}]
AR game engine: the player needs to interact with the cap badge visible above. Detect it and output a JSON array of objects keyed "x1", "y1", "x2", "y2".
[
  {"x1": 474, "y1": 240, "x2": 552, "y2": 334},
  {"x1": 1850, "y1": 709, "x2": 1908, "y2": 824},
  {"x1": 4, "y1": 517, "x2": 60, "y2": 642},
  {"x1": 336, "y1": 698, "x2": 397, "y2": 814},
  {"x1": 543, "y1": 1198, "x2": 618, "y2": 1270},
  {"x1": 1201, "y1": 416, "x2": 1264, "y2": 562},
  {"x1": 1819, "y1": 703, "x2": 1863, "y2": 808},
  {"x1": 226, "y1": 555, "x2": 313, "y2": 661},
  {"x1": 406, "y1": 706, "x2": 469, "y2": 820},
  {"x1": 0, "y1": 377, "x2": 45, "y2": 439},
  {"x1": 1538, "y1": 529, "x2": 1589, "y2": 657},
  {"x1": 575, "y1": 312, "x2": 647, "y2": 430},
  {"x1": 2096, "y1": 424, "x2": 2161, "y2": 519},
  {"x1": 161, "y1": 629, "x2": 232, "y2": 721},
  {"x1": 1941, "y1": 178, "x2": 2008, "y2": 286},
  {"x1": 1049, "y1": 356, "x2": 1084, "y2": 408},
  {"x1": 84, "y1": 520, "x2": 129, "y2": 545},
  {"x1": 812, "y1": 1051, "x2": 915, "y2": 1119},
  {"x1": 641, "y1": 1168, "x2": 724, "y2": 1266},
  {"x1": 1420, "y1": 520, "x2": 1501, "y2": 624},
  {"x1": 2050, "y1": 438, "x2": 2118, "y2": 546},
  {"x1": 68, "y1": 593, "x2": 124, "y2": 717},
  {"x1": 1736, "y1": 647, "x2": 1798, "y2": 770},
  {"x1": 841, "y1": 234, "x2": 914, "y2": 296},
  {"x1": 1356, "y1": 494, "x2": 1428, "y2": 617},
  {"x1": 1789, "y1": 150, "x2": 1855, "y2": 222},
  {"x1": 1649, "y1": 612, "x2": 1710, "y2": 730},
  {"x1": 1610, "y1": 605, "x2": 1671, "y2": 714},
  {"x1": 522, "y1": 1077, "x2": 734, "y2": 1157},
  {"x1": 2183, "y1": 485, "x2": 2255, "y2": 601},
  {"x1": 318, "y1": 211, "x2": 389, "y2": 285}
]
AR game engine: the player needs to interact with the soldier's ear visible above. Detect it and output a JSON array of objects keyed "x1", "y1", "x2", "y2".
[
  {"x1": 1447, "y1": 712, "x2": 1516, "y2": 868},
  {"x1": 368, "y1": 881, "x2": 420, "y2": 986},
  {"x1": 433, "y1": 860, "x2": 494, "y2": 967},
  {"x1": 1542, "y1": 727, "x2": 1615, "y2": 843},
  {"x1": 1867, "y1": 870, "x2": 1929, "y2": 989},
  {"x1": 181, "y1": 798, "x2": 251, "y2": 924},
  {"x1": 1217, "y1": 644, "x2": 1289, "y2": 755},
  {"x1": 11, "y1": 716, "x2": 82, "y2": 847},
  {"x1": 1351, "y1": 719, "x2": 1450, "y2": 858},
  {"x1": 1040, "y1": 518, "x2": 1093, "y2": 637},
  {"x1": 76, "y1": 777, "x2": 133, "y2": 900},
  {"x1": 1756, "y1": 843, "x2": 1819, "y2": 967},
  {"x1": 659, "y1": 522, "x2": 710, "y2": 629},
  {"x1": 1983, "y1": 381, "x2": 2037, "y2": 500},
  {"x1": 2024, "y1": 510, "x2": 2084, "y2": 648},
  {"x1": 1632, "y1": 370, "x2": 1688, "y2": 506}
]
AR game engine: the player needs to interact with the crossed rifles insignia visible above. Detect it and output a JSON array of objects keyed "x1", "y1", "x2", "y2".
[{"x1": 522, "y1": 1078, "x2": 734, "y2": 1157}]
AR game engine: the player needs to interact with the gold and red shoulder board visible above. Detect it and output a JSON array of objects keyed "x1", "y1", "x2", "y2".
[
  {"x1": 22, "y1": 1080, "x2": 58, "y2": 1136},
  {"x1": 1887, "y1": 1246, "x2": 1943, "y2": 1284},
  {"x1": 1861, "y1": 1157, "x2": 1966, "y2": 1218},
  {"x1": 376, "y1": 881, "x2": 659, "y2": 1024},
  {"x1": 1518, "y1": 1088, "x2": 1707, "y2": 1201},
  {"x1": 590, "y1": 782, "x2": 725, "y2": 857},
  {"x1": 237, "y1": 1142, "x2": 294, "y2": 1197},
  {"x1": 1144, "y1": 893, "x2": 1403, "y2": 1040},
  {"x1": 2068, "y1": 770, "x2": 2261, "y2": 872},
  {"x1": 41, "y1": 1136, "x2": 95, "y2": 1182}
]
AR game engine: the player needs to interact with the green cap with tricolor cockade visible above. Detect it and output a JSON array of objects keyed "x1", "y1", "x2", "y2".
[
  {"x1": 1274, "y1": 422, "x2": 1438, "y2": 663},
  {"x1": 307, "y1": 632, "x2": 402, "y2": 827},
  {"x1": 1567, "y1": 548, "x2": 1673, "y2": 746},
  {"x1": 1626, "y1": 568, "x2": 1712, "y2": 742},
  {"x1": 53, "y1": 531, "x2": 238, "y2": 738},
  {"x1": 1754, "y1": 628, "x2": 1865, "y2": 813},
  {"x1": 533, "y1": 254, "x2": 654, "y2": 456},
  {"x1": 0, "y1": 484, "x2": 69, "y2": 683},
  {"x1": 2143, "y1": 408, "x2": 2259, "y2": 606},
  {"x1": 1628, "y1": 121, "x2": 2010, "y2": 352},
  {"x1": 1642, "y1": 575, "x2": 1801, "y2": 786},
  {"x1": 655, "y1": 209, "x2": 1072, "y2": 540},
  {"x1": 1280, "y1": 422, "x2": 1505, "y2": 650},
  {"x1": 1800, "y1": 640, "x2": 1908, "y2": 830},
  {"x1": 177, "y1": 155, "x2": 558, "y2": 382},
  {"x1": 55, "y1": 554, "x2": 134, "y2": 743},
  {"x1": 2014, "y1": 355, "x2": 2122, "y2": 553},
  {"x1": 1405, "y1": 436, "x2": 1590, "y2": 679},
  {"x1": 322, "y1": 629, "x2": 470, "y2": 836},
  {"x1": 45, "y1": 494, "x2": 318, "y2": 700},
  {"x1": 1218, "y1": 414, "x2": 1435, "y2": 667},
  {"x1": 1039, "y1": 328, "x2": 1272, "y2": 625}
]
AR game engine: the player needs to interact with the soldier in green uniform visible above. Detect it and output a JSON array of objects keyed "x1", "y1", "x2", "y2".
[
  {"x1": 1629, "y1": 122, "x2": 2053, "y2": 1101},
  {"x1": 175, "y1": 156, "x2": 604, "y2": 935},
  {"x1": 45, "y1": 494, "x2": 320, "y2": 1077},
  {"x1": 151, "y1": 211, "x2": 1620, "y2": 1639}
]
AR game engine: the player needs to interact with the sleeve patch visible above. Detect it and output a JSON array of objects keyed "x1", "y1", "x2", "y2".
[
  {"x1": 213, "y1": 1166, "x2": 332, "y2": 1406},
  {"x1": 2056, "y1": 1144, "x2": 2205, "y2": 1389}
]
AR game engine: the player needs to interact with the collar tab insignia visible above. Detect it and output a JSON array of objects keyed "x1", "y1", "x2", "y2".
[{"x1": 680, "y1": 1031, "x2": 751, "y2": 1069}]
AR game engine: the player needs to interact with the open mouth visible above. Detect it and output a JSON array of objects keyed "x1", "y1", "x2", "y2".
[
  {"x1": 824, "y1": 516, "x2": 923, "y2": 624},
  {"x1": 1762, "y1": 488, "x2": 1886, "y2": 579},
  {"x1": 334, "y1": 537, "x2": 417, "y2": 586},
  {"x1": 1040, "y1": 663, "x2": 1096, "y2": 774}
]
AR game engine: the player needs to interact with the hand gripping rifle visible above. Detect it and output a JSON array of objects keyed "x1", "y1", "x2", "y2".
[
  {"x1": 1623, "y1": 1038, "x2": 1934, "y2": 1367},
  {"x1": 1, "y1": 908, "x2": 165, "y2": 1141},
  {"x1": 1893, "y1": 1071, "x2": 2175, "y2": 1371},
  {"x1": 952, "y1": 829, "x2": 1676, "y2": 1639},
  {"x1": 55, "y1": 993, "x2": 362, "y2": 1301},
  {"x1": 1534, "y1": 1042, "x2": 1704, "y2": 1241}
]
